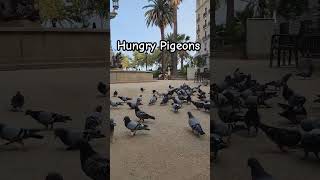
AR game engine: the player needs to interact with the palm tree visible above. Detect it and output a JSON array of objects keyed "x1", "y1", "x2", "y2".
[
  {"x1": 226, "y1": 0, "x2": 234, "y2": 28},
  {"x1": 143, "y1": 0, "x2": 174, "y2": 73},
  {"x1": 168, "y1": 0, "x2": 182, "y2": 78}
]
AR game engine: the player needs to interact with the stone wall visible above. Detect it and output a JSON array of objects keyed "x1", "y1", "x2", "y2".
[
  {"x1": 110, "y1": 70, "x2": 153, "y2": 83},
  {"x1": 0, "y1": 28, "x2": 109, "y2": 70}
]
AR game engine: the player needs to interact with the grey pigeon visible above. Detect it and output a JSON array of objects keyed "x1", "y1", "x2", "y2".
[
  {"x1": 79, "y1": 141, "x2": 109, "y2": 180},
  {"x1": 110, "y1": 100, "x2": 123, "y2": 108},
  {"x1": 135, "y1": 107, "x2": 155, "y2": 122},
  {"x1": 187, "y1": 112, "x2": 205, "y2": 135},
  {"x1": 11, "y1": 91, "x2": 24, "y2": 112},
  {"x1": 54, "y1": 128, "x2": 104, "y2": 150},
  {"x1": 172, "y1": 102, "x2": 182, "y2": 112},
  {"x1": 0, "y1": 123, "x2": 43, "y2": 146},
  {"x1": 301, "y1": 117, "x2": 320, "y2": 132},
  {"x1": 97, "y1": 82, "x2": 107, "y2": 96},
  {"x1": 149, "y1": 95, "x2": 157, "y2": 105},
  {"x1": 123, "y1": 116, "x2": 150, "y2": 136},
  {"x1": 25, "y1": 110, "x2": 72, "y2": 129},
  {"x1": 85, "y1": 106, "x2": 103, "y2": 131},
  {"x1": 248, "y1": 158, "x2": 275, "y2": 180},
  {"x1": 118, "y1": 96, "x2": 132, "y2": 102}
]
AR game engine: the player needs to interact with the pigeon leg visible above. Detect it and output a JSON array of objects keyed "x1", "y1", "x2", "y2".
[{"x1": 133, "y1": 131, "x2": 137, "y2": 136}]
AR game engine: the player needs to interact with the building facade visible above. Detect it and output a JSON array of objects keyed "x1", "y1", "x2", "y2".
[{"x1": 195, "y1": 0, "x2": 210, "y2": 71}]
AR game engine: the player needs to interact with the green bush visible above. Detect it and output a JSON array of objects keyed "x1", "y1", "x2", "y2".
[{"x1": 152, "y1": 70, "x2": 161, "y2": 78}]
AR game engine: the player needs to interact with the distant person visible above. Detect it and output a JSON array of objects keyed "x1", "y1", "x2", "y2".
[{"x1": 92, "y1": 22, "x2": 96, "y2": 29}]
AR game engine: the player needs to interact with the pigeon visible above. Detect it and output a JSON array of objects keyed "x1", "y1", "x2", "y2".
[
  {"x1": 0, "y1": 123, "x2": 43, "y2": 146},
  {"x1": 113, "y1": 91, "x2": 118, "y2": 97},
  {"x1": 85, "y1": 106, "x2": 103, "y2": 133},
  {"x1": 169, "y1": 85, "x2": 174, "y2": 89},
  {"x1": 149, "y1": 95, "x2": 157, "y2": 105},
  {"x1": 123, "y1": 116, "x2": 150, "y2": 136},
  {"x1": 152, "y1": 90, "x2": 157, "y2": 94},
  {"x1": 135, "y1": 107, "x2": 155, "y2": 122},
  {"x1": 25, "y1": 110, "x2": 72, "y2": 129},
  {"x1": 54, "y1": 128, "x2": 95, "y2": 150},
  {"x1": 160, "y1": 95, "x2": 169, "y2": 105},
  {"x1": 191, "y1": 101, "x2": 204, "y2": 109},
  {"x1": 278, "y1": 105, "x2": 307, "y2": 124},
  {"x1": 79, "y1": 141, "x2": 109, "y2": 180},
  {"x1": 172, "y1": 102, "x2": 182, "y2": 112},
  {"x1": 211, "y1": 134, "x2": 227, "y2": 161},
  {"x1": 211, "y1": 118, "x2": 233, "y2": 142},
  {"x1": 296, "y1": 64, "x2": 314, "y2": 79},
  {"x1": 248, "y1": 158, "x2": 274, "y2": 180},
  {"x1": 140, "y1": 88, "x2": 145, "y2": 93},
  {"x1": 187, "y1": 112, "x2": 205, "y2": 135},
  {"x1": 45, "y1": 172, "x2": 64, "y2": 180},
  {"x1": 301, "y1": 118, "x2": 320, "y2": 132},
  {"x1": 244, "y1": 105, "x2": 260, "y2": 135},
  {"x1": 266, "y1": 73, "x2": 292, "y2": 90},
  {"x1": 300, "y1": 131, "x2": 320, "y2": 160},
  {"x1": 110, "y1": 100, "x2": 123, "y2": 108},
  {"x1": 97, "y1": 82, "x2": 107, "y2": 96},
  {"x1": 259, "y1": 122, "x2": 302, "y2": 152},
  {"x1": 118, "y1": 96, "x2": 132, "y2": 102},
  {"x1": 110, "y1": 119, "x2": 116, "y2": 134},
  {"x1": 127, "y1": 101, "x2": 140, "y2": 109},
  {"x1": 11, "y1": 91, "x2": 24, "y2": 112}
]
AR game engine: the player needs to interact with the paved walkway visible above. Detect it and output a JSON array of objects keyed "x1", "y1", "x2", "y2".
[{"x1": 110, "y1": 80, "x2": 210, "y2": 180}]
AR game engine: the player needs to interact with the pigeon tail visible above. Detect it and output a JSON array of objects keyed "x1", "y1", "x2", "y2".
[{"x1": 194, "y1": 124, "x2": 205, "y2": 135}]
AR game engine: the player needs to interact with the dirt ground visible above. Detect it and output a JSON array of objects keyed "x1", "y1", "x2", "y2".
[
  {"x1": 0, "y1": 68, "x2": 107, "y2": 180},
  {"x1": 110, "y1": 80, "x2": 210, "y2": 180},
  {"x1": 212, "y1": 60, "x2": 320, "y2": 180}
]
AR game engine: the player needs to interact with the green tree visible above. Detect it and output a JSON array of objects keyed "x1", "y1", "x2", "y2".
[
  {"x1": 121, "y1": 55, "x2": 130, "y2": 70},
  {"x1": 68, "y1": 0, "x2": 96, "y2": 28},
  {"x1": 143, "y1": 0, "x2": 174, "y2": 73},
  {"x1": 39, "y1": 0, "x2": 67, "y2": 27},
  {"x1": 93, "y1": 0, "x2": 108, "y2": 28}
]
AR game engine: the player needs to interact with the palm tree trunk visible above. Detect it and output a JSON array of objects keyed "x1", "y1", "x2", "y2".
[
  {"x1": 172, "y1": 7, "x2": 178, "y2": 78},
  {"x1": 160, "y1": 27, "x2": 165, "y2": 73},
  {"x1": 226, "y1": 0, "x2": 234, "y2": 28}
]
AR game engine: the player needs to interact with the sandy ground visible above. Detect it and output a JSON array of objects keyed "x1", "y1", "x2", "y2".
[
  {"x1": 110, "y1": 80, "x2": 210, "y2": 180},
  {"x1": 0, "y1": 68, "x2": 108, "y2": 180},
  {"x1": 212, "y1": 60, "x2": 320, "y2": 180}
]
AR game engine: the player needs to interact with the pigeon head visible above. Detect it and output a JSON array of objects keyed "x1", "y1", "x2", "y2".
[
  {"x1": 16, "y1": 91, "x2": 21, "y2": 95},
  {"x1": 187, "y1": 112, "x2": 193, "y2": 118},
  {"x1": 123, "y1": 116, "x2": 131, "y2": 125},
  {"x1": 95, "y1": 105, "x2": 103, "y2": 113},
  {"x1": 45, "y1": 172, "x2": 64, "y2": 180},
  {"x1": 54, "y1": 128, "x2": 68, "y2": 139}
]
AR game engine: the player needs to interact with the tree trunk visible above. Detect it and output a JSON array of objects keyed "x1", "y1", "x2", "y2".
[
  {"x1": 226, "y1": 0, "x2": 234, "y2": 29},
  {"x1": 160, "y1": 27, "x2": 165, "y2": 73},
  {"x1": 180, "y1": 58, "x2": 183, "y2": 71},
  {"x1": 100, "y1": 15, "x2": 104, "y2": 29},
  {"x1": 171, "y1": 7, "x2": 178, "y2": 78}
]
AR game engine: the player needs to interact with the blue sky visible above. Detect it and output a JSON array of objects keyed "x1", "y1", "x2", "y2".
[{"x1": 110, "y1": 0, "x2": 196, "y2": 58}]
